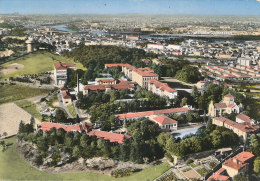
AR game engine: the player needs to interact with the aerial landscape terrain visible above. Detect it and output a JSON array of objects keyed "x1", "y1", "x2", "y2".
[{"x1": 1, "y1": 0, "x2": 260, "y2": 181}]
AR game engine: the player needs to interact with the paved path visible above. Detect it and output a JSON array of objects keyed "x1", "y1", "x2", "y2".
[
  {"x1": 73, "y1": 101, "x2": 80, "y2": 118},
  {"x1": 0, "y1": 80, "x2": 56, "y2": 90},
  {"x1": 161, "y1": 77, "x2": 196, "y2": 87},
  {"x1": 175, "y1": 88, "x2": 193, "y2": 93},
  {"x1": 57, "y1": 92, "x2": 73, "y2": 118}
]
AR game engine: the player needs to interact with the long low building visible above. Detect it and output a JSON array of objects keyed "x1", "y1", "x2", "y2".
[
  {"x1": 212, "y1": 116, "x2": 259, "y2": 141},
  {"x1": 115, "y1": 107, "x2": 189, "y2": 120},
  {"x1": 41, "y1": 122, "x2": 92, "y2": 133},
  {"x1": 88, "y1": 130, "x2": 131, "y2": 144},
  {"x1": 83, "y1": 79, "x2": 135, "y2": 95}
]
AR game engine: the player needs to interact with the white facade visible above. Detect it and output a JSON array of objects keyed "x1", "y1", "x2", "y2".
[
  {"x1": 54, "y1": 69, "x2": 67, "y2": 85},
  {"x1": 166, "y1": 44, "x2": 181, "y2": 51},
  {"x1": 147, "y1": 44, "x2": 164, "y2": 50}
]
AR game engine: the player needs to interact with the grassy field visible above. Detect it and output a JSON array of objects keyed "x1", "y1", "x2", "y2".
[
  {"x1": 67, "y1": 104, "x2": 77, "y2": 118},
  {"x1": 0, "y1": 136, "x2": 171, "y2": 181},
  {"x1": 15, "y1": 100, "x2": 42, "y2": 120},
  {"x1": 0, "y1": 84, "x2": 50, "y2": 105},
  {"x1": 0, "y1": 51, "x2": 86, "y2": 79}
]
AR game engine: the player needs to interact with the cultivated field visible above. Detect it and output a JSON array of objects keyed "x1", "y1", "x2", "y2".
[
  {"x1": 15, "y1": 100, "x2": 43, "y2": 120},
  {"x1": 0, "y1": 51, "x2": 86, "y2": 79},
  {"x1": 0, "y1": 103, "x2": 40, "y2": 137},
  {"x1": 0, "y1": 84, "x2": 50, "y2": 105},
  {"x1": 0, "y1": 136, "x2": 171, "y2": 181},
  {"x1": 0, "y1": 63, "x2": 24, "y2": 75}
]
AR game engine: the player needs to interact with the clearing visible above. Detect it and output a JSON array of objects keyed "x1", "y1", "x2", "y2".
[
  {"x1": 0, "y1": 136, "x2": 171, "y2": 181},
  {"x1": 0, "y1": 103, "x2": 40, "y2": 138},
  {"x1": 0, "y1": 84, "x2": 50, "y2": 105},
  {"x1": 0, "y1": 63, "x2": 24, "y2": 75},
  {"x1": 15, "y1": 100, "x2": 43, "y2": 120},
  {"x1": 0, "y1": 51, "x2": 86, "y2": 79}
]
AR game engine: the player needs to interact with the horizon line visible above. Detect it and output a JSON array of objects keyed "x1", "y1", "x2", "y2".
[{"x1": 1, "y1": 13, "x2": 260, "y2": 17}]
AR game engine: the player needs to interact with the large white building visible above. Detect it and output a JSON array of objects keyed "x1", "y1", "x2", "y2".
[
  {"x1": 147, "y1": 43, "x2": 164, "y2": 50},
  {"x1": 54, "y1": 62, "x2": 76, "y2": 86}
]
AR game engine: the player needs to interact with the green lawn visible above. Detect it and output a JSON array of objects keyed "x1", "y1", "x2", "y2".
[
  {"x1": 15, "y1": 100, "x2": 42, "y2": 120},
  {"x1": 0, "y1": 51, "x2": 86, "y2": 79},
  {"x1": 197, "y1": 168, "x2": 208, "y2": 176},
  {"x1": 0, "y1": 136, "x2": 171, "y2": 181},
  {"x1": 67, "y1": 104, "x2": 77, "y2": 118},
  {"x1": 0, "y1": 84, "x2": 50, "y2": 105}
]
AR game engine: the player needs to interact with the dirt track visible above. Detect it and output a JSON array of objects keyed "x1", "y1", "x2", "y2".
[{"x1": 0, "y1": 103, "x2": 40, "y2": 138}]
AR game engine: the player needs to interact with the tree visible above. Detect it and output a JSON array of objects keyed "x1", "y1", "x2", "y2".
[
  {"x1": 72, "y1": 145, "x2": 81, "y2": 159},
  {"x1": 254, "y1": 156, "x2": 260, "y2": 175},
  {"x1": 210, "y1": 130, "x2": 223, "y2": 148},
  {"x1": 180, "y1": 97, "x2": 187, "y2": 107},
  {"x1": 36, "y1": 136, "x2": 49, "y2": 154},
  {"x1": 175, "y1": 65, "x2": 201, "y2": 83},
  {"x1": 51, "y1": 147, "x2": 61, "y2": 166},
  {"x1": 55, "y1": 109, "x2": 67, "y2": 123},
  {"x1": 30, "y1": 116, "x2": 35, "y2": 128},
  {"x1": 233, "y1": 173, "x2": 249, "y2": 181},
  {"x1": 64, "y1": 134, "x2": 73, "y2": 150},
  {"x1": 157, "y1": 133, "x2": 172, "y2": 149},
  {"x1": 18, "y1": 120, "x2": 25, "y2": 134}
]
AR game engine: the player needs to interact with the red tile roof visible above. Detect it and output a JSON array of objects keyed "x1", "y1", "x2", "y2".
[
  {"x1": 215, "y1": 168, "x2": 226, "y2": 175},
  {"x1": 105, "y1": 63, "x2": 125, "y2": 68},
  {"x1": 60, "y1": 86, "x2": 68, "y2": 91},
  {"x1": 149, "y1": 79, "x2": 177, "y2": 92},
  {"x1": 41, "y1": 122, "x2": 92, "y2": 133},
  {"x1": 233, "y1": 152, "x2": 255, "y2": 163},
  {"x1": 199, "y1": 81, "x2": 207, "y2": 83},
  {"x1": 54, "y1": 62, "x2": 76, "y2": 70},
  {"x1": 236, "y1": 113, "x2": 252, "y2": 124},
  {"x1": 136, "y1": 67, "x2": 158, "y2": 77},
  {"x1": 97, "y1": 79, "x2": 115, "y2": 83},
  {"x1": 207, "y1": 174, "x2": 230, "y2": 181},
  {"x1": 84, "y1": 80, "x2": 134, "y2": 91},
  {"x1": 227, "y1": 103, "x2": 236, "y2": 108},
  {"x1": 105, "y1": 63, "x2": 158, "y2": 78},
  {"x1": 115, "y1": 107, "x2": 189, "y2": 119},
  {"x1": 151, "y1": 115, "x2": 177, "y2": 125},
  {"x1": 88, "y1": 130, "x2": 131, "y2": 144},
  {"x1": 141, "y1": 59, "x2": 151, "y2": 62},
  {"x1": 62, "y1": 91, "x2": 71, "y2": 99},
  {"x1": 222, "y1": 152, "x2": 255, "y2": 171},
  {"x1": 214, "y1": 103, "x2": 227, "y2": 109},
  {"x1": 224, "y1": 94, "x2": 234, "y2": 98}
]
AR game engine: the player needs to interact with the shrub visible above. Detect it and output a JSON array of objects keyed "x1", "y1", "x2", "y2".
[
  {"x1": 112, "y1": 168, "x2": 139, "y2": 178},
  {"x1": 197, "y1": 168, "x2": 208, "y2": 176},
  {"x1": 165, "y1": 152, "x2": 173, "y2": 162},
  {"x1": 209, "y1": 162, "x2": 217, "y2": 169},
  {"x1": 186, "y1": 159, "x2": 194, "y2": 165}
]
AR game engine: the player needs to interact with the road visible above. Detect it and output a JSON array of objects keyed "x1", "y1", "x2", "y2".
[
  {"x1": 161, "y1": 77, "x2": 196, "y2": 87},
  {"x1": 73, "y1": 101, "x2": 80, "y2": 118},
  {"x1": 57, "y1": 92, "x2": 73, "y2": 119},
  {"x1": 0, "y1": 80, "x2": 56, "y2": 90}
]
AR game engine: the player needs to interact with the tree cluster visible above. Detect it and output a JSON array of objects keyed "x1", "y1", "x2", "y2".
[
  {"x1": 76, "y1": 89, "x2": 167, "y2": 131},
  {"x1": 159, "y1": 125, "x2": 239, "y2": 157},
  {"x1": 17, "y1": 119, "x2": 163, "y2": 166},
  {"x1": 62, "y1": 45, "x2": 155, "y2": 82},
  {"x1": 174, "y1": 65, "x2": 201, "y2": 83}
]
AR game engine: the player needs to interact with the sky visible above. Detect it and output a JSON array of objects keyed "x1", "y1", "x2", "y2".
[{"x1": 0, "y1": 0, "x2": 260, "y2": 15}]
